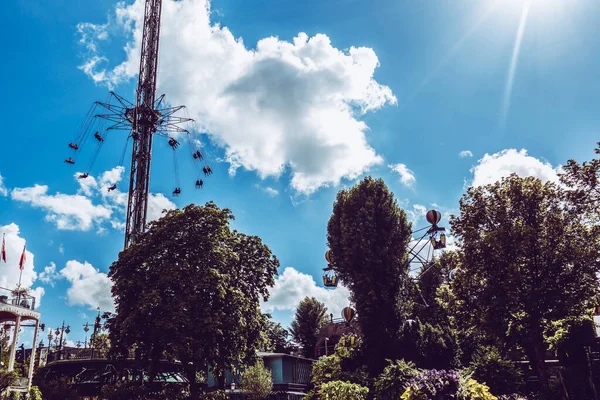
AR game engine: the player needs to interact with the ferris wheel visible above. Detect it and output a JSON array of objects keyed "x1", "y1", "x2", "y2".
[{"x1": 322, "y1": 209, "x2": 447, "y2": 306}]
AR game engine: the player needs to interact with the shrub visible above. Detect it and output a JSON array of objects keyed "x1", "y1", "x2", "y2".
[
  {"x1": 320, "y1": 380, "x2": 369, "y2": 400},
  {"x1": 458, "y1": 374, "x2": 497, "y2": 400},
  {"x1": 372, "y1": 359, "x2": 419, "y2": 400},
  {"x1": 241, "y1": 359, "x2": 273, "y2": 400},
  {"x1": 401, "y1": 369, "x2": 461, "y2": 400},
  {"x1": 468, "y1": 346, "x2": 524, "y2": 395},
  {"x1": 28, "y1": 386, "x2": 43, "y2": 400}
]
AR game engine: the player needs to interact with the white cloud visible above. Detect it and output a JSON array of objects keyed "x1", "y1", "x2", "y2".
[
  {"x1": 0, "y1": 223, "x2": 45, "y2": 307},
  {"x1": 77, "y1": 0, "x2": 396, "y2": 194},
  {"x1": 9, "y1": 167, "x2": 175, "y2": 233},
  {"x1": 470, "y1": 149, "x2": 561, "y2": 187},
  {"x1": 262, "y1": 267, "x2": 351, "y2": 319},
  {"x1": 405, "y1": 204, "x2": 427, "y2": 226},
  {"x1": 257, "y1": 186, "x2": 279, "y2": 197},
  {"x1": 59, "y1": 260, "x2": 114, "y2": 312},
  {"x1": 11, "y1": 185, "x2": 113, "y2": 231},
  {"x1": 58, "y1": 244, "x2": 64, "y2": 255},
  {"x1": 389, "y1": 163, "x2": 416, "y2": 187},
  {"x1": 39, "y1": 262, "x2": 61, "y2": 286},
  {"x1": 0, "y1": 174, "x2": 7, "y2": 196},
  {"x1": 459, "y1": 150, "x2": 473, "y2": 158},
  {"x1": 146, "y1": 193, "x2": 177, "y2": 222}
]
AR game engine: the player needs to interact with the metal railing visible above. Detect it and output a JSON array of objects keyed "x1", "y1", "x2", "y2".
[{"x1": 0, "y1": 286, "x2": 36, "y2": 310}]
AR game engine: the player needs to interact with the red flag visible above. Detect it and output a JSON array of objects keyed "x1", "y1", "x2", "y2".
[
  {"x1": 1, "y1": 234, "x2": 5, "y2": 263},
  {"x1": 19, "y1": 244, "x2": 26, "y2": 271}
]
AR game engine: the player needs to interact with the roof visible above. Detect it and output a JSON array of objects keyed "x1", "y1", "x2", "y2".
[{"x1": 256, "y1": 352, "x2": 315, "y2": 362}]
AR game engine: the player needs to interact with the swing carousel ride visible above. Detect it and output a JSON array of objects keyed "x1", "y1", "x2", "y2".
[{"x1": 63, "y1": 0, "x2": 214, "y2": 248}]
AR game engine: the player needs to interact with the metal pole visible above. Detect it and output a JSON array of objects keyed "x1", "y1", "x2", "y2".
[{"x1": 27, "y1": 320, "x2": 39, "y2": 391}]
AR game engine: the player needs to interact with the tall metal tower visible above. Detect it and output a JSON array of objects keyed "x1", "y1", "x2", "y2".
[
  {"x1": 125, "y1": 0, "x2": 164, "y2": 248},
  {"x1": 65, "y1": 0, "x2": 214, "y2": 249}
]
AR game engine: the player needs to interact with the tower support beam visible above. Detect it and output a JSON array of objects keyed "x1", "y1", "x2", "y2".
[{"x1": 124, "y1": 0, "x2": 163, "y2": 248}]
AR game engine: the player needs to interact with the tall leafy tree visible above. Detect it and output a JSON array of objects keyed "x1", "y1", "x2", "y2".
[
  {"x1": 560, "y1": 142, "x2": 600, "y2": 220},
  {"x1": 327, "y1": 176, "x2": 412, "y2": 374},
  {"x1": 108, "y1": 203, "x2": 279, "y2": 397},
  {"x1": 262, "y1": 317, "x2": 294, "y2": 354},
  {"x1": 449, "y1": 174, "x2": 600, "y2": 397},
  {"x1": 290, "y1": 297, "x2": 328, "y2": 358}
]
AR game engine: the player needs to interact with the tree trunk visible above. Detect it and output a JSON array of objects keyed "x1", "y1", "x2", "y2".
[
  {"x1": 217, "y1": 373, "x2": 226, "y2": 390},
  {"x1": 533, "y1": 340, "x2": 551, "y2": 399},
  {"x1": 185, "y1": 367, "x2": 199, "y2": 400}
]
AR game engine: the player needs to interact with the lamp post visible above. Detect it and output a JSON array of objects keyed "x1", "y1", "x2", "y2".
[
  {"x1": 83, "y1": 307, "x2": 111, "y2": 358},
  {"x1": 324, "y1": 338, "x2": 329, "y2": 356},
  {"x1": 54, "y1": 321, "x2": 70, "y2": 360}
]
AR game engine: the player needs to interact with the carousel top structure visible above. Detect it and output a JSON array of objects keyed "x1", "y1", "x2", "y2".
[{"x1": 0, "y1": 286, "x2": 40, "y2": 322}]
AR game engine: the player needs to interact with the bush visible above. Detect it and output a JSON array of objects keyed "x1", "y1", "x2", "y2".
[
  {"x1": 0, "y1": 370, "x2": 17, "y2": 393},
  {"x1": 372, "y1": 359, "x2": 419, "y2": 400},
  {"x1": 241, "y1": 359, "x2": 273, "y2": 400},
  {"x1": 320, "y1": 380, "x2": 369, "y2": 400},
  {"x1": 458, "y1": 374, "x2": 497, "y2": 400},
  {"x1": 28, "y1": 386, "x2": 43, "y2": 400},
  {"x1": 401, "y1": 369, "x2": 461, "y2": 400},
  {"x1": 468, "y1": 346, "x2": 524, "y2": 395}
]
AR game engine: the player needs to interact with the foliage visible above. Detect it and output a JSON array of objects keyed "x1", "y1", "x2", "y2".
[
  {"x1": 310, "y1": 334, "x2": 369, "y2": 389},
  {"x1": 544, "y1": 316, "x2": 598, "y2": 399},
  {"x1": 417, "y1": 252, "x2": 457, "y2": 327},
  {"x1": 457, "y1": 374, "x2": 497, "y2": 400},
  {"x1": 467, "y1": 346, "x2": 523, "y2": 396},
  {"x1": 90, "y1": 333, "x2": 111, "y2": 358},
  {"x1": 449, "y1": 174, "x2": 600, "y2": 396},
  {"x1": 290, "y1": 297, "x2": 328, "y2": 358},
  {"x1": 0, "y1": 370, "x2": 17, "y2": 393},
  {"x1": 262, "y1": 317, "x2": 294, "y2": 354},
  {"x1": 372, "y1": 359, "x2": 419, "y2": 400},
  {"x1": 8, "y1": 391, "x2": 21, "y2": 400},
  {"x1": 560, "y1": 142, "x2": 600, "y2": 220},
  {"x1": 241, "y1": 359, "x2": 273, "y2": 400},
  {"x1": 33, "y1": 375, "x2": 76, "y2": 400},
  {"x1": 28, "y1": 386, "x2": 42, "y2": 400},
  {"x1": 327, "y1": 176, "x2": 412, "y2": 374},
  {"x1": 320, "y1": 380, "x2": 369, "y2": 400},
  {"x1": 198, "y1": 390, "x2": 229, "y2": 400},
  {"x1": 101, "y1": 381, "x2": 189, "y2": 400},
  {"x1": 401, "y1": 369, "x2": 461, "y2": 400},
  {"x1": 108, "y1": 203, "x2": 279, "y2": 395}
]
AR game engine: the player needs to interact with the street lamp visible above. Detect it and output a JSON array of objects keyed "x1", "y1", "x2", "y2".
[{"x1": 325, "y1": 338, "x2": 330, "y2": 356}]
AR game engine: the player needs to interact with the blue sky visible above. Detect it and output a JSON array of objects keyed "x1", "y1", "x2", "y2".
[{"x1": 1, "y1": 0, "x2": 599, "y2": 347}]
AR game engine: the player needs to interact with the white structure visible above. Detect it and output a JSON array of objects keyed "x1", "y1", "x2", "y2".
[{"x1": 0, "y1": 287, "x2": 41, "y2": 393}]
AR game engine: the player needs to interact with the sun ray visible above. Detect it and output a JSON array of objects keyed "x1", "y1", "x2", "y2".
[{"x1": 500, "y1": 1, "x2": 531, "y2": 127}]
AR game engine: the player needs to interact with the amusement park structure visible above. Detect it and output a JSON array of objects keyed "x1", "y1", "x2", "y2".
[
  {"x1": 323, "y1": 209, "x2": 447, "y2": 292},
  {"x1": 64, "y1": 0, "x2": 212, "y2": 248}
]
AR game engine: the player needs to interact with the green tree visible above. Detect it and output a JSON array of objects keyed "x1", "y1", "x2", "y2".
[
  {"x1": 449, "y1": 174, "x2": 600, "y2": 398},
  {"x1": 320, "y1": 380, "x2": 369, "y2": 400},
  {"x1": 91, "y1": 333, "x2": 110, "y2": 358},
  {"x1": 468, "y1": 346, "x2": 524, "y2": 396},
  {"x1": 327, "y1": 176, "x2": 412, "y2": 374},
  {"x1": 262, "y1": 317, "x2": 294, "y2": 354},
  {"x1": 108, "y1": 203, "x2": 279, "y2": 397},
  {"x1": 290, "y1": 297, "x2": 328, "y2": 358},
  {"x1": 241, "y1": 359, "x2": 273, "y2": 400},
  {"x1": 560, "y1": 142, "x2": 600, "y2": 220}
]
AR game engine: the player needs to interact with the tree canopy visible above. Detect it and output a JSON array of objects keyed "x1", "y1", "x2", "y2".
[
  {"x1": 448, "y1": 174, "x2": 600, "y2": 396},
  {"x1": 108, "y1": 202, "x2": 279, "y2": 396},
  {"x1": 327, "y1": 176, "x2": 412, "y2": 373},
  {"x1": 290, "y1": 297, "x2": 328, "y2": 358}
]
